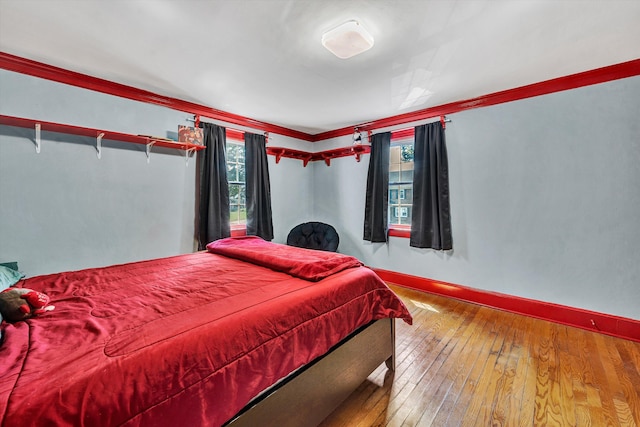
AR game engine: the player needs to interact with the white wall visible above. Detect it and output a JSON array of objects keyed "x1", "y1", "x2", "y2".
[
  {"x1": 312, "y1": 76, "x2": 640, "y2": 321},
  {"x1": 0, "y1": 70, "x2": 312, "y2": 276},
  {"x1": 268, "y1": 153, "x2": 314, "y2": 244}
]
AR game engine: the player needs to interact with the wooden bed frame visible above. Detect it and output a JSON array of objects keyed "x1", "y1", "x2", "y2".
[{"x1": 226, "y1": 318, "x2": 396, "y2": 427}]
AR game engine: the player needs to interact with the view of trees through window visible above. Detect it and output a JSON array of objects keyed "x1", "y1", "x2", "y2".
[
  {"x1": 227, "y1": 141, "x2": 246, "y2": 226},
  {"x1": 389, "y1": 140, "x2": 414, "y2": 226}
]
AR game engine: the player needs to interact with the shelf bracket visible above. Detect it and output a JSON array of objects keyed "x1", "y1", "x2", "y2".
[
  {"x1": 274, "y1": 149, "x2": 285, "y2": 164},
  {"x1": 184, "y1": 147, "x2": 197, "y2": 166},
  {"x1": 96, "y1": 132, "x2": 105, "y2": 159},
  {"x1": 34, "y1": 123, "x2": 41, "y2": 153},
  {"x1": 146, "y1": 141, "x2": 156, "y2": 164}
]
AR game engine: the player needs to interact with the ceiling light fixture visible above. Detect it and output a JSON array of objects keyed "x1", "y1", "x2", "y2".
[{"x1": 322, "y1": 20, "x2": 374, "y2": 59}]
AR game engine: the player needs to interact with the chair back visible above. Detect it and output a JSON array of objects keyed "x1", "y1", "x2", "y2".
[{"x1": 286, "y1": 222, "x2": 339, "y2": 252}]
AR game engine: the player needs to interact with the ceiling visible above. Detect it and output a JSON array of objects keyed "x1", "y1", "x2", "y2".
[{"x1": 1, "y1": 0, "x2": 639, "y2": 135}]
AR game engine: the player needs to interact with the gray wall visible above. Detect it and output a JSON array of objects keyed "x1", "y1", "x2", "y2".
[
  {"x1": 2, "y1": 68, "x2": 638, "y2": 320},
  {"x1": 312, "y1": 76, "x2": 640, "y2": 320},
  {"x1": 0, "y1": 70, "x2": 312, "y2": 276}
]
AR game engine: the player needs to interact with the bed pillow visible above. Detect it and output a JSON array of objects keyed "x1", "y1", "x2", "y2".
[
  {"x1": 0, "y1": 265, "x2": 24, "y2": 291},
  {"x1": 207, "y1": 236, "x2": 363, "y2": 281}
]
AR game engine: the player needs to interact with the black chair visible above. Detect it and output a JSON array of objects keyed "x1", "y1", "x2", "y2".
[{"x1": 286, "y1": 221, "x2": 339, "y2": 252}]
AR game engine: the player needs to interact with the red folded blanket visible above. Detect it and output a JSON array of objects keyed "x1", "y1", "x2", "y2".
[{"x1": 206, "y1": 236, "x2": 363, "y2": 281}]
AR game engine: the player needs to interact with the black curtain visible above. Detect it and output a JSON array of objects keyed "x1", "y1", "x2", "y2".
[
  {"x1": 410, "y1": 122, "x2": 452, "y2": 249},
  {"x1": 245, "y1": 132, "x2": 274, "y2": 241},
  {"x1": 197, "y1": 123, "x2": 230, "y2": 249},
  {"x1": 363, "y1": 132, "x2": 391, "y2": 242}
]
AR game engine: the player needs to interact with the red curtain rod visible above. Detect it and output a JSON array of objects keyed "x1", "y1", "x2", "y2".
[{"x1": 189, "y1": 115, "x2": 268, "y2": 143}]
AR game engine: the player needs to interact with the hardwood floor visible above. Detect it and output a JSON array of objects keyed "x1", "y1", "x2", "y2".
[{"x1": 319, "y1": 285, "x2": 640, "y2": 427}]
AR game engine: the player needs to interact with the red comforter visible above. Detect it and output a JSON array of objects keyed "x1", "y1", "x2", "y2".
[{"x1": 0, "y1": 238, "x2": 411, "y2": 427}]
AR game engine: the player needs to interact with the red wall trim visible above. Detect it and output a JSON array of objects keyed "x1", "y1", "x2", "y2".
[
  {"x1": 391, "y1": 128, "x2": 415, "y2": 141},
  {"x1": 226, "y1": 128, "x2": 245, "y2": 141},
  {"x1": 374, "y1": 268, "x2": 640, "y2": 343},
  {"x1": 313, "y1": 58, "x2": 640, "y2": 141},
  {"x1": 388, "y1": 227, "x2": 411, "y2": 238},
  {"x1": 230, "y1": 227, "x2": 247, "y2": 237},
  {"x1": 0, "y1": 52, "x2": 314, "y2": 142},
  {"x1": 3, "y1": 52, "x2": 638, "y2": 144}
]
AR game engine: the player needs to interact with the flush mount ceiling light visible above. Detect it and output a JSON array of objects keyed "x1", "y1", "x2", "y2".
[{"x1": 322, "y1": 20, "x2": 374, "y2": 59}]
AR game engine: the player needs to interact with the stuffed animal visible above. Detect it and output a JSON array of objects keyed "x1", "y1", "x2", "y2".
[{"x1": 0, "y1": 288, "x2": 55, "y2": 323}]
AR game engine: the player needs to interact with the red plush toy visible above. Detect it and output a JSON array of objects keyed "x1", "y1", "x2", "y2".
[{"x1": 0, "y1": 288, "x2": 55, "y2": 323}]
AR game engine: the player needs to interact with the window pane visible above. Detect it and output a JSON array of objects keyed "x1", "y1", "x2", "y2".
[
  {"x1": 238, "y1": 163, "x2": 245, "y2": 182},
  {"x1": 227, "y1": 143, "x2": 242, "y2": 161},
  {"x1": 400, "y1": 144, "x2": 414, "y2": 162},
  {"x1": 400, "y1": 206, "x2": 412, "y2": 225},
  {"x1": 400, "y1": 169, "x2": 413, "y2": 182},
  {"x1": 227, "y1": 164, "x2": 237, "y2": 182},
  {"x1": 389, "y1": 205, "x2": 398, "y2": 224},
  {"x1": 389, "y1": 188, "x2": 398, "y2": 204}
]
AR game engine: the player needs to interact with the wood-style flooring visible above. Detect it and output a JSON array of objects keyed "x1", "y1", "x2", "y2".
[{"x1": 319, "y1": 285, "x2": 640, "y2": 427}]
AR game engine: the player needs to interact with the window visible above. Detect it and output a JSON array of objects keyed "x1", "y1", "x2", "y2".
[
  {"x1": 389, "y1": 139, "x2": 414, "y2": 228},
  {"x1": 226, "y1": 140, "x2": 246, "y2": 227}
]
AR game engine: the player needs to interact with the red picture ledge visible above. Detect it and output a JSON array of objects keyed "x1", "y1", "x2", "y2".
[
  {"x1": 266, "y1": 144, "x2": 370, "y2": 167},
  {"x1": 0, "y1": 114, "x2": 205, "y2": 153},
  {"x1": 374, "y1": 268, "x2": 640, "y2": 343}
]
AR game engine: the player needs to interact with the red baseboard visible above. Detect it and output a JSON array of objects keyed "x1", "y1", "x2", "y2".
[{"x1": 373, "y1": 268, "x2": 640, "y2": 343}]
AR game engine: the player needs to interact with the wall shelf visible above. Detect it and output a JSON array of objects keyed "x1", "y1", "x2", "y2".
[
  {"x1": 1, "y1": 114, "x2": 372, "y2": 167},
  {"x1": 266, "y1": 144, "x2": 370, "y2": 167},
  {"x1": 0, "y1": 115, "x2": 206, "y2": 160},
  {"x1": 266, "y1": 147, "x2": 314, "y2": 166}
]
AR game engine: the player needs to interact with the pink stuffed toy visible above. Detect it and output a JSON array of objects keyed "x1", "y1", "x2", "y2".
[{"x1": 0, "y1": 288, "x2": 55, "y2": 323}]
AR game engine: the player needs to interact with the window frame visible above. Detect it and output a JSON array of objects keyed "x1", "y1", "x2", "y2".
[
  {"x1": 388, "y1": 129, "x2": 415, "y2": 238},
  {"x1": 226, "y1": 134, "x2": 247, "y2": 236}
]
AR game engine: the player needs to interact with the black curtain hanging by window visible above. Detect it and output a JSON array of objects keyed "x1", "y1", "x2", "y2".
[
  {"x1": 363, "y1": 132, "x2": 391, "y2": 242},
  {"x1": 410, "y1": 122, "x2": 452, "y2": 250},
  {"x1": 197, "y1": 122, "x2": 230, "y2": 249},
  {"x1": 245, "y1": 132, "x2": 274, "y2": 241}
]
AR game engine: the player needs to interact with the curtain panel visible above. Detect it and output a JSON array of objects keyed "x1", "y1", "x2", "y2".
[
  {"x1": 363, "y1": 132, "x2": 391, "y2": 242},
  {"x1": 410, "y1": 122, "x2": 452, "y2": 250},
  {"x1": 197, "y1": 123, "x2": 230, "y2": 249},
  {"x1": 244, "y1": 132, "x2": 274, "y2": 241}
]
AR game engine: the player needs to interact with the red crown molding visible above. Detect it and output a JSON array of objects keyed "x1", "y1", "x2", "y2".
[
  {"x1": 0, "y1": 51, "x2": 314, "y2": 142},
  {"x1": 374, "y1": 268, "x2": 640, "y2": 343},
  {"x1": 3, "y1": 52, "x2": 638, "y2": 144},
  {"x1": 312, "y1": 58, "x2": 640, "y2": 141}
]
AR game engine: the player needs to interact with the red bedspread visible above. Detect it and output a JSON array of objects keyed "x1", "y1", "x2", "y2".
[{"x1": 0, "y1": 242, "x2": 411, "y2": 427}]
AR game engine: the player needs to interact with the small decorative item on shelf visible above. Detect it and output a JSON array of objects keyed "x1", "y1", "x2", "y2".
[{"x1": 178, "y1": 125, "x2": 204, "y2": 145}]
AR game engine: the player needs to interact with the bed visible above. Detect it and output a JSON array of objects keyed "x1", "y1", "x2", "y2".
[{"x1": 0, "y1": 236, "x2": 411, "y2": 427}]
